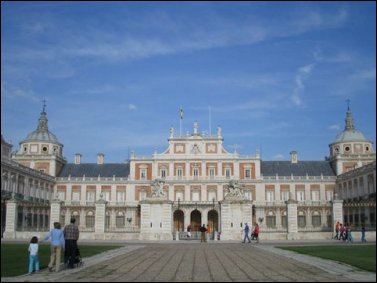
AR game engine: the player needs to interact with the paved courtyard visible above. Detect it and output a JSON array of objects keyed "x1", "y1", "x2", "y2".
[{"x1": 2, "y1": 241, "x2": 376, "y2": 282}]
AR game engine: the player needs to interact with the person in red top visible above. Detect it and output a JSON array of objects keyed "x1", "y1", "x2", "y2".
[{"x1": 253, "y1": 223, "x2": 260, "y2": 243}]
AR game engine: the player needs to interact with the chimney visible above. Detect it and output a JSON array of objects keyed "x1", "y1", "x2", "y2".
[
  {"x1": 290, "y1": 151, "x2": 298, "y2": 164},
  {"x1": 74, "y1": 153, "x2": 82, "y2": 164},
  {"x1": 97, "y1": 153, "x2": 104, "y2": 165}
]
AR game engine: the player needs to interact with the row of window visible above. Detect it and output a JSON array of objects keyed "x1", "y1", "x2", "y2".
[
  {"x1": 140, "y1": 168, "x2": 251, "y2": 180},
  {"x1": 58, "y1": 189, "x2": 334, "y2": 202}
]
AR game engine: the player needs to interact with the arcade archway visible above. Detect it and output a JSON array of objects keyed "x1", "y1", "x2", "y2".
[{"x1": 190, "y1": 210, "x2": 201, "y2": 231}]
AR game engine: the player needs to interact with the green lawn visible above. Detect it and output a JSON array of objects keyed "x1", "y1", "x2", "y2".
[
  {"x1": 278, "y1": 244, "x2": 376, "y2": 272},
  {"x1": 1, "y1": 243, "x2": 123, "y2": 277}
]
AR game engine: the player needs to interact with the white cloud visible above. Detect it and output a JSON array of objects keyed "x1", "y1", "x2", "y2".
[
  {"x1": 328, "y1": 124, "x2": 341, "y2": 131},
  {"x1": 350, "y1": 68, "x2": 376, "y2": 81},
  {"x1": 272, "y1": 154, "x2": 285, "y2": 160},
  {"x1": 291, "y1": 63, "x2": 316, "y2": 106},
  {"x1": 128, "y1": 104, "x2": 137, "y2": 111}
]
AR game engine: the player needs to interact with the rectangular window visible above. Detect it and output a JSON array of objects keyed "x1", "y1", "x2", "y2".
[
  {"x1": 176, "y1": 191, "x2": 184, "y2": 201},
  {"x1": 193, "y1": 168, "x2": 199, "y2": 178},
  {"x1": 192, "y1": 191, "x2": 200, "y2": 201},
  {"x1": 326, "y1": 191, "x2": 333, "y2": 201},
  {"x1": 281, "y1": 191, "x2": 290, "y2": 201},
  {"x1": 72, "y1": 191, "x2": 80, "y2": 202},
  {"x1": 209, "y1": 168, "x2": 215, "y2": 179},
  {"x1": 140, "y1": 191, "x2": 147, "y2": 201},
  {"x1": 117, "y1": 191, "x2": 125, "y2": 202},
  {"x1": 161, "y1": 169, "x2": 166, "y2": 179},
  {"x1": 177, "y1": 168, "x2": 183, "y2": 179},
  {"x1": 140, "y1": 169, "x2": 147, "y2": 180},
  {"x1": 244, "y1": 191, "x2": 252, "y2": 201},
  {"x1": 86, "y1": 191, "x2": 95, "y2": 202},
  {"x1": 296, "y1": 191, "x2": 305, "y2": 201},
  {"x1": 225, "y1": 169, "x2": 231, "y2": 179},
  {"x1": 58, "y1": 191, "x2": 65, "y2": 201},
  {"x1": 208, "y1": 191, "x2": 217, "y2": 201},
  {"x1": 102, "y1": 191, "x2": 110, "y2": 201},
  {"x1": 311, "y1": 191, "x2": 320, "y2": 201},
  {"x1": 245, "y1": 169, "x2": 251, "y2": 179},
  {"x1": 266, "y1": 191, "x2": 274, "y2": 202}
]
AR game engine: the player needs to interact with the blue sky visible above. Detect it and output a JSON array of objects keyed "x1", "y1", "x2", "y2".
[{"x1": 1, "y1": 2, "x2": 376, "y2": 163}]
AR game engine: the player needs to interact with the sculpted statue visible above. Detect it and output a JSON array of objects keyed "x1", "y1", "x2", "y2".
[
  {"x1": 151, "y1": 178, "x2": 166, "y2": 198},
  {"x1": 226, "y1": 179, "x2": 245, "y2": 198}
]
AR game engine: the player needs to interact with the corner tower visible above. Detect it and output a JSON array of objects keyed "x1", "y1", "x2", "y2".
[
  {"x1": 13, "y1": 101, "x2": 66, "y2": 177},
  {"x1": 329, "y1": 103, "x2": 375, "y2": 175}
]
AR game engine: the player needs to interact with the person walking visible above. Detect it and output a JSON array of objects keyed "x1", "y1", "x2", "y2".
[
  {"x1": 187, "y1": 225, "x2": 191, "y2": 238},
  {"x1": 207, "y1": 224, "x2": 211, "y2": 241},
  {"x1": 253, "y1": 223, "x2": 260, "y2": 243},
  {"x1": 242, "y1": 223, "x2": 251, "y2": 243},
  {"x1": 28, "y1": 236, "x2": 40, "y2": 274},
  {"x1": 44, "y1": 222, "x2": 65, "y2": 272},
  {"x1": 200, "y1": 224, "x2": 207, "y2": 242},
  {"x1": 64, "y1": 217, "x2": 80, "y2": 268},
  {"x1": 334, "y1": 221, "x2": 340, "y2": 240},
  {"x1": 361, "y1": 225, "x2": 367, "y2": 243},
  {"x1": 347, "y1": 223, "x2": 353, "y2": 244}
]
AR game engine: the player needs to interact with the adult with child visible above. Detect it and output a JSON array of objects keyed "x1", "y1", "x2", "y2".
[
  {"x1": 28, "y1": 236, "x2": 40, "y2": 274},
  {"x1": 64, "y1": 217, "x2": 80, "y2": 268},
  {"x1": 43, "y1": 222, "x2": 65, "y2": 272}
]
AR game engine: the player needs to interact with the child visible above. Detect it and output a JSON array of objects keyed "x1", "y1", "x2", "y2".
[{"x1": 28, "y1": 236, "x2": 40, "y2": 274}]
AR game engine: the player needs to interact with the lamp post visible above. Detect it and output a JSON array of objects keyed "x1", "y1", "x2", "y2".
[
  {"x1": 127, "y1": 217, "x2": 132, "y2": 229},
  {"x1": 177, "y1": 198, "x2": 180, "y2": 232},
  {"x1": 212, "y1": 198, "x2": 215, "y2": 240}
]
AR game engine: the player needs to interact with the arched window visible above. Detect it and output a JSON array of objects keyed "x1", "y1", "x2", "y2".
[
  {"x1": 71, "y1": 211, "x2": 80, "y2": 226},
  {"x1": 312, "y1": 211, "x2": 321, "y2": 227},
  {"x1": 266, "y1": 210, "x2": 276, "y2": 228},
  {"x1": 298, "y1": 210, "x2": 306, "y2": 228},
  {"x1": 116, "y1": 211, "x2": 125, "y2": 228},
  {"x1": 281, "y1": 210, "x2": 287, "y2": 228},
  {"x1": 86, "y1": 211, "x2": 95, "y2": 228}
]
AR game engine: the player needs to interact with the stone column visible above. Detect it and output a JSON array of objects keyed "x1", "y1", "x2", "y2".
[
  {"x1": 3, "y1": 198, "x2": 17, "y2": 239},
  {"x1": 286, "y1": 198, "x2": 299, "y2": 240},
  {"x1": 50, "y1": 196, "x2": 62, "y2": 229},
  {"x1": 332, "y1": 198, "x2": 343, "y2": 235},
  {"x1": 220, "y1": 196, "x2": 252, "y2": 240},
  {"x1": 95, "y1": 197, "x2": 107, "y2": 239},
  {"x1": 140, "y1": 197, "x2": 173, "y2": 240}
]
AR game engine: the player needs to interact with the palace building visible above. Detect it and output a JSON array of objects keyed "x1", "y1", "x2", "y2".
[{"x1": 1, "y1": 104, "x2": 376, "y2": 240}]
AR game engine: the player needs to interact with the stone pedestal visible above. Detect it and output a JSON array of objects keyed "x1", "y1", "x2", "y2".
[
  {"x1": 3, "y1": 199, "x2": 17, "y2": 239},
  {"x1": 332, "y1": 199, "x2": 343, "y2": 235},
  {"x1": 140, "y1": 197, "x2": 173, "y2": 240},
  {"x1": 50, "y1": 198, "x2": 63, "y2": 229},
  {"x1": 95, "y1": 198, "x2": 107, "y2": 239},
  {"x1": 286, "y1": 198, "x2": 298, "y2": 240},
  {"x1": 220, "y1": 196, "x2": 252, "y2": 240}
]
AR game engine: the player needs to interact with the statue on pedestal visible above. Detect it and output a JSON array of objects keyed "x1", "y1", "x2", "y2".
[
  {"x1": 226, "y1": 179, "x2": 245, "y2": 198},
  {"x1": 151, "y1": 178, "x2": 166, "y2": 198}
]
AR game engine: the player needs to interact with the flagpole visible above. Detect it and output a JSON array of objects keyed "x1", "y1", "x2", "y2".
[
  {"x1": 180, "y1": 107, "x2": 183, "y2": 137},
  {"x1": 209, "y1": 106, "x2": 211, "y2": 136}
]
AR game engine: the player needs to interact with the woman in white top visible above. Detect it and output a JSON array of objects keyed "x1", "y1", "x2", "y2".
[{"x1": 28, "y1": 236, "x2": 40, "y2": 274}]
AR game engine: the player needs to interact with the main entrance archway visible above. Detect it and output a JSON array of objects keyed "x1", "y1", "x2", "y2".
[
  {"x1": 190, "y1": 210, "x2": 201, "y2": 231},
  {"x1": 207, "y1": 209, "x2": 219, "y2": 234},
  {"x1": 173, "y1": 210, "x2": 184, "y2": 232}
]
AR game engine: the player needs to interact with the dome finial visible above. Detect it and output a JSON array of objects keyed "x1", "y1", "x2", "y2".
[
  {"x1": 346, "y1": 98, "x2": 350, "y2": 111},
  {"x1": 42, "y1": 98, "x2": 47, "y2": 113},
  {"x1": 345, "y1": 99, "x2": 354, "y2": 130}
]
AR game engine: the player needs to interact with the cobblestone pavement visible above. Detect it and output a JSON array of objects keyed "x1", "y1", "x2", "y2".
[{"x1": 2, "y1": 241, "x2": 376, "y2": 282}]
